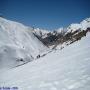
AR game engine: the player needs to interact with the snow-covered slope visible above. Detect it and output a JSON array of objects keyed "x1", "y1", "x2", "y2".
[
  {"x1": 0, "y1": 32, "x2": 90, "y2": 90},
  {"x1": 67, "y1": 18, "x2": 90, "y2": 33},
  {"x1": 0, "y1": 17, "x2": 47, "y2": 69},
  {"x1": 33, "y1": 28, "x2": 50, "y2": 38},
  {"x1": 56, "y1": 27, "x2": 64, "y2": 33}
]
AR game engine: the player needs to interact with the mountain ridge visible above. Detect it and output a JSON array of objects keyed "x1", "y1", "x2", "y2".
[{"x1": 0, "y1": 17, "x2": 48, "y2": 69}]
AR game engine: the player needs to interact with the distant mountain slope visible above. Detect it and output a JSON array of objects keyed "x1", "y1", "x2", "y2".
[
  {"x1": 0, "y1": 17, "x2": 47, "y2": 69},
  {"x1": 33, "y1": 18, "x2": 90, "y2": 48},
  {"x1": 67, "y1": 18, "x2": 90, "y2": 33}
]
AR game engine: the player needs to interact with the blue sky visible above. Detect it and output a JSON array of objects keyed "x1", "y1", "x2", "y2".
[{"x1": 0, "y1": 0, "x2": 90, "y2": 30}]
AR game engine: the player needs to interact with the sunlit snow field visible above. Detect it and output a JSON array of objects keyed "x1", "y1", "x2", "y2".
[{"x1": 0, "y1": 32, "x2": 90, "y2": 90}]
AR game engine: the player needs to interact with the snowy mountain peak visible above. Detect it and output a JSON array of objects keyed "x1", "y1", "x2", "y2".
[
  {"x1": 0, "y1": 17, "x2": 29, "y2": 31},
  {"x1": 33, "y1": 28, "x2": 50, "y2": 38},
  {"x1": 82, "y1": 17, "x2": 90, "y2": 22},
  {"x1": 56, "y1": 27, "x2": 64, "y2": 33},
  {"x1": 80, "y1": 18, "x2": 90, "y2": 30},
  {"x1": 66, "y1": 18, "x2": 90, "y2": 33}
]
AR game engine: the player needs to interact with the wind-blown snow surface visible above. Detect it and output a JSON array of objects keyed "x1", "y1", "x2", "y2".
[
  {"x1": 0, "y1": 32, "x2": 90, "y2": 90},
  {"x1": 0, "y1": 17, "x2": 47, "y2": 69}
]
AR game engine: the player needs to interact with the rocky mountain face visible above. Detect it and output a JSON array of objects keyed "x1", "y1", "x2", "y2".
[{"x1": 33, "y1": 18, "x2": 90, "y2": 49}]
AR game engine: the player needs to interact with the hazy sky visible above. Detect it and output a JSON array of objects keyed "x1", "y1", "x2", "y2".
[{"x1": 0, "y1": 0, "x2": 90, "y2": 30}]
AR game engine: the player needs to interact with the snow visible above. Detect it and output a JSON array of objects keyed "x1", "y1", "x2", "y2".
[
  {"x1": 0, "y1": 32, "x2": 90, "y2": 90},
  {"x1": 55, "y1": 42, "x2": 67, "y2": 50},
  {"x1": 66, "y1": 18, "x2": 90, "y2": 33},
  {"x1": 33, "y1": 28, "x2": 50, "y2": 38},
  {"x1": 67, "y1": 23, "x2": 82, "y2": 33},
  {"x1": 56, "y1": 27, "x2": 64, "y2": 33},
  {"x1": 0, "y1": 17, "x2": 47, "y2": 69},
  {"x1": 81, "y1": 18, "x2": 90, "y2": 30}
]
